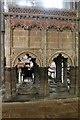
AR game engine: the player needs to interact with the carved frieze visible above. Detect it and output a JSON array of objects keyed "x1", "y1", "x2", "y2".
[
  {"x1": 3, "y1": 6, "x2": 78, "y2": 32},
  {"x1": 10, "y1": 18, "x2": 76, "y2": 31},
  {"x1": 8, "y1": 6, "x2": 77, "y2": 18}
]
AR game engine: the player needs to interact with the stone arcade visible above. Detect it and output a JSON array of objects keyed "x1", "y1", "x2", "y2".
[{"x1": 2, "y1": 3, "x2": 79, "y2": 100}]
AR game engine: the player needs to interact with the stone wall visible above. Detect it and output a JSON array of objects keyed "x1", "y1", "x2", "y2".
[
  {"x1": 11, "y1": 26, "x2": 76, "y2": 67},
  {"x1": 70, "y1": 66, "x2": 78, "y2": 94},
  {"x1": 4, "y1": 8, "x2": 78, "y2": 98},
  {"x1": 5, "y1": 67, "x2": 16, "y2": 98},
  {"x1": 2, "y1": 98, "x2": 78, "y2": 118}
]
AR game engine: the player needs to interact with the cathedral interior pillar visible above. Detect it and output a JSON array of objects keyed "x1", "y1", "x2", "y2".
[{"x1": 4, "y1": 19, "x2": 12, "y2": 98}]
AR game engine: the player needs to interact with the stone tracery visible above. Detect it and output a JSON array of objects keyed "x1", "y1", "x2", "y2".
[{"x1": 3, "y1": 5, "x2": 78, "y2": 99}]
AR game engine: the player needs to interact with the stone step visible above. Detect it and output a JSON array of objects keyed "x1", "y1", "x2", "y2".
[
  {"x1": 18, "y1": 82, "x2": 39, "y2": 95},
  {"x1": 49, "y1": 85, "x2": 67, "y2": 93},
  {"x1": 18, "y1": 91, "x2": 38, "y2": 95},
  {"x1": 18, "y1": 89, "x2": 39, "y2": 95}
]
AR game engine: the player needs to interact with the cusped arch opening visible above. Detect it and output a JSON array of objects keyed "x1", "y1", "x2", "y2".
[
  {"x1": 48, "y1": 52, "x2": 73, "y2": 66},
  {"x1": 12, "y1": 51, "x2": 41, "y2": 67},
  {"x1": 12, "y1": 52, "x2": 41, "y2": 87},
  {"x1": 48, "y1": 52, "x2": 72, "y2": 91}
]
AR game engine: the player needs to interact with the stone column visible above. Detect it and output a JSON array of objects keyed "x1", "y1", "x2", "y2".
[
  {"x1": 42, "y1": 30, "x2": 47, "y2": 67},
  {"x1": 4, "y1": 18, "x2": 12, "y2": 98},
  {"x1": 25, "y1": 29, "x2": 29, "y2": 48},
  {"x1": 74, "y1": 31, "x2": 78, "y2": 95},
  {"x1": 4, "y1": 18, "x2": 16, "y2": 98},
  {"x1": 22, "y1": 75, "x2": 24, "y2": 83},
  {"x1": 28, "y1": 29, "x2": 30, "y2": 47},
  {"x1": 0, "y1": 1, "x2": 5, "y2": 100},
  {"x1": 39, "y1": 30, "x2": 49, "y2": 97},
  {"x1": 39, "y1": 67, "x2": 48, "y2": 97},
  {"x1": 10, "y1": 67, "x2": 16, "y2": 96},
  {"x1": 5, "y1": 68, "x2": 12, "y2": 98},
  {"x1": 5, "y1": 19, "x2": 11, "y2": 67},
  {"x1": 18, "y1": 68, "x2": 22, "y2": 84},
  {"x1": 77, "y1": 1, "x2": 80, "y2": 96},
  {"x1": 0, "y1": 1, "x2": 2, "y2": 87},
  {"x1": 0, "y1": 3, "x2": 4, "y2": 117},
  {"x1": 43, "y1": 67, "x2": 48, "y2": 96},
  {"x1": 78, "y1": 32, "x2": 80, "y2": 96},
  {"x1": 70, "y1": 66, "x2": 77, "y2": 94},
  {"x1": 1, "y1": 29, "x2": 5, "y2": 97}
]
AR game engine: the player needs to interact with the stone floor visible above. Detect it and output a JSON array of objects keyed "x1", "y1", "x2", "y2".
[
  {"x1": 2, "y1": 80, "x2": 79, "y2": 119},
  {"x1": 2, "y1": 97, "x2": 79, "y2": 118},
  {"x1": 2, "y1": 81, "x2": 76, "y2": 102}
]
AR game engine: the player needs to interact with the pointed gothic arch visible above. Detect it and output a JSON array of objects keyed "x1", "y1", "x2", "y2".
[
  {"x1": 29, "y1": 24, "x2": 42, "y2": 30},
  {"x1": 61, "y1": 25, "x2": 75, "y2": 32},
  {"x1": 11, "y1": 23, "x2": 42, "y2": 30},
  {"x1": 47, "y1": 24, "x2": 59, "y2": 31},
  {"x1": 12, "y1": 51, "x2": 41, "y2": 67},
  {"x1": 11, "y1": 23, "x2": 27, "y2": 30},
  {"x1": 48, "y1": 52, "x2": 73, "y2": 66},
  {"x1": 48, "y1": 53, "x2": 72, "y2": 89}
]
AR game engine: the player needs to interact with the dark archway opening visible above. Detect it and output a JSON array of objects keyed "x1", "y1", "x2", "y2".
[
  {"x1": 15, "y1": 54, "x2": 40, "y2": 95},
  {"x1": 48, "y1": 53, "x2": 71, "y2": 94}
]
